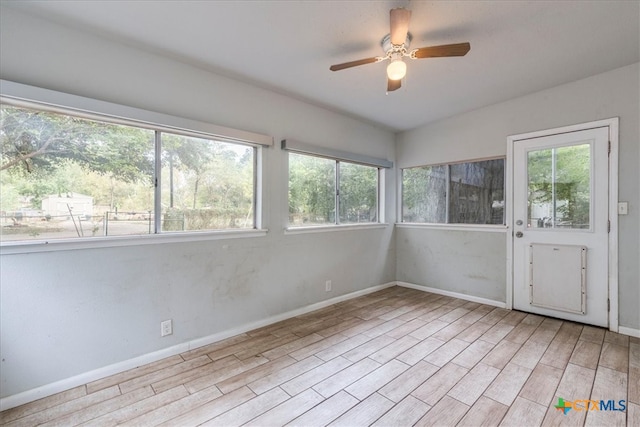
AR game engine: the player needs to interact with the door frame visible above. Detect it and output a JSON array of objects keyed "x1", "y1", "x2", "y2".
[{"x1": 506, "y1": 118, "x2": 619, "y2": 331}]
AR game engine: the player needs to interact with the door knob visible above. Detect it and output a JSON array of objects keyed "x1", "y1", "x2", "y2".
[{"x1": 515, "y1": 231, "x2": 524, "y2": 238}]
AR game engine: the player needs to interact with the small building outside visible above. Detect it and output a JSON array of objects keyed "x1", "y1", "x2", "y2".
[{"x1": 41, "y1": 192, "x2": 94, "y2": 219}]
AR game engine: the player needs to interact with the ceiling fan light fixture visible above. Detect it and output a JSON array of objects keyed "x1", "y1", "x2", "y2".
[
  {"x1": 386, "y1": 59, "x2": 406, "y2": 81},
  {"x1": 328, "y1": 7, "x2": 470, "y2": 92}
]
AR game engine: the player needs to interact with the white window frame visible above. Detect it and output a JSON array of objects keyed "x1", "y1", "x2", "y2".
[
  {"x1": 0, "y1": 80, "x2": 272, "y2": 253},
  {"x1": 282, "y1": 139, "x2": 391, "y2": 232}
]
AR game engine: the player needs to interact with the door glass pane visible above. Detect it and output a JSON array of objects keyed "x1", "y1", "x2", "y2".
[
  {"x1": 338, "y1": 162, "x2": 378, "y2": 224},
  {"x1": 527, "y1": 143, "x2": 590, "y2": 229},
  {"x1": 401, "y1": 165, "x2": 447, "y2": 223}
]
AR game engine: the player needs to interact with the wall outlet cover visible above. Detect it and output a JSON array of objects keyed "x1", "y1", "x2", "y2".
[{"x1": 161, "y1": 319, "x2": 173, "y2": 337}]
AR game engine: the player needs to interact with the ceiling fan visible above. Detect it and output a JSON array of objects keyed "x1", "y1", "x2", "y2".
[{"x1": 329, "y1": 8, "x2": 471, "y2": 92}]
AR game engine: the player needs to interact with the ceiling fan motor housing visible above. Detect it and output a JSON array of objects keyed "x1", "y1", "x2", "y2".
[{"x1": 381, "y1": 33, "x2": 412, "y2": 55}]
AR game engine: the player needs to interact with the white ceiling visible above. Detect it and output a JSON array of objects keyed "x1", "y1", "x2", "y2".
[{"x1": 4, "y1": 0, "x2": 640, "y2": 132}]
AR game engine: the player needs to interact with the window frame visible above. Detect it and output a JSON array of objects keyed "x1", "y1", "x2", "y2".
[
  {"x1": 0, "y1": 80, "x2": 272, "y2": 252},
  {"x1": 399, "y1": 156, "x2": 507, "y2": 230},
  {"x1": 282, "y1": 139, "x2": 391, "y2": 231}
]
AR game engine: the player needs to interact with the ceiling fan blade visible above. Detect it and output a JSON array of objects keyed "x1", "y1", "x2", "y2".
[
  {"x1": 387, "y1": 78, "x2": 401, "y2": 92},
  {"x1": 413, "y1": 42, "x2": 471, "y2": 59},
  {"x1": 390, "y1": 8, "x2": 411, "y2": 45},
  {"x1": 330, "y1": 57, "x2": 379, "y2": 71}
]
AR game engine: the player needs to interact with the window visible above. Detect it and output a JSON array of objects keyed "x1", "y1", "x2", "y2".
[
  {"x1": 402, "y1": 158, "x2": 505, "y2": 225},
  {"x1": 160, "y1": 132, "x2": 255, "y2": 232},
  {"x1": 288, "y1": 153, "x2": 336, "y2": 226},
  {"x1": 527, "y1": 144, "x2": 590, "y2": 229},
  {"x1": 0, "y1": 100, "x2": 264, "y2": 243},
  {"x1": 338, "y1": 161, "x2": 378, "y2": 224},
  {"x1": 284, "y1": 139, "x2": 390, "y2": 228}
]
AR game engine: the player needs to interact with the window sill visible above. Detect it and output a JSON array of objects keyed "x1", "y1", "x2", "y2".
[
  {"x1": 395, "y1": 223, "x2": 508, "y2": 233},
  {"x1": 0, "y1": 229, "x2": 269, "y2": 255},
  {"x1": 284, "y1": 223, "x2": 390, "y2": 235}
]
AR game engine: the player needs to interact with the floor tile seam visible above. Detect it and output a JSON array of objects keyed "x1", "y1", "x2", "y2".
[
  {"x1": 210, "y1": 357, "x2": 300, "y2": 395},
  {"x1": 242, "y1": 387, "x2": 324, "y2": 427},
  {"x1": 342, "y1": 388, "x2": 362, "y2": 403},
  {"x1": 11, "y1": 385, "x2": 125, "y2": 427},
  {"x1": 261, "y1": 335, "x2": 327, "y2": 359},
  {"x1": 57, "y1": 385, "x2": 163, "y2": 426},
  {"x1": 487, "y1": 336, "x2": 526, "y2": 368},
  {"x1": 479, "y1": 358, "x2": 534, "y2": 409},
  {"x1": 510, "y1": 340, "x2": 553, "y2": 370},
  {"x1": 366, "y1": 393, "x2": 401, "y2": 426},
  {"x1": 515, "y1": 393, "x2": 549, "y2": 410},
  {"x1": 163, "y1": 385, "x2": 240, "y2": 425},
  {"x1": 180, "y1": 337, "x2": 252, "y2": 360},
  {"x1": 278, "y1": 357, "x2": 356, "y2": 397},
  {"x1": 315, "y1": 334, "x2": 379, "y2": 361},
  {"x1": 245, "y1": 356, "x2": 328, "y2": 396},
  {"x1": 597, "y1": 341, "x2": 630, "y2": 373},
  {"x1": 476, "y1": 394, "x2": 511, "y2": 424},
  {"x1": 86, "y1": 358, "x2": 186, "y2": 395},
  {"x1": 2, "y1": 384, "x2": 85, "y2": 424},
  {"x1": 411, "y1": 389, "x2": 471, "y2": 422},
  {"x1": 213, "y1": 357, "x2": 291, "y2": 390},
  {"x1": 156, "y1": 354, "x2": 224, "y2": 387},
  {"x1": 231, "y1": 337, "x2": 304, "y2": 362}
]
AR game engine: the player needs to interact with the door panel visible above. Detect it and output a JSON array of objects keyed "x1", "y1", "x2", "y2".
[
  {"x1": 512, "y1": 127, "x2": 609, "y2": 327},
  {"x1": 529, "y1": 243, "x2": 586, "y2": 314}
]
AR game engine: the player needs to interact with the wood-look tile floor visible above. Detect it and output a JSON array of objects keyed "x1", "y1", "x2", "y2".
[{"x1": 2, "y1": 286, "x2": 638, "y2": 426}]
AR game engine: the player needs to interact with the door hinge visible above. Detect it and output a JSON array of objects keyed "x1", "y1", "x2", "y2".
[
  {"x1": 608, "y1": 219, "x2": 611, "y2": 233},
  {"x1": 608, "y1": 140, "x2": 611, "y2": 155},
  {"x1": 607, "y1": 298, "x2": 610, "y2": 312}
]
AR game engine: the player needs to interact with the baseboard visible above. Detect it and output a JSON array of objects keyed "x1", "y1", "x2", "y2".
[
  {"x1": 395, "y1": 281, "x2": 506, "y2": 308},
  {"x1": 0, "y1": 281, "x2": 396, "y2": 411},
  {"x1": 618, "y1": 325, "x2": 640, "y2": 338}
]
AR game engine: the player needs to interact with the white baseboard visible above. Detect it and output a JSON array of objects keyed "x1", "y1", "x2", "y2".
[
  {"x1": 0, "y1": 282, "x2": 395, "y2": 411},
  {"x1": 618, "y1": 325, "x2": 640, "y2": 338},
  {"x1": 395, "y1": 281, "x2": 506, "y2": 308},
  {"x1": 396, "y1": 282, "x2": 639, "y2": 337}
]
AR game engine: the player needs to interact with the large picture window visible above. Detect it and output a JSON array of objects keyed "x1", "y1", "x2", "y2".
[
  {"x1": 402, "y1": 158, "x2": 505, "y2": 225},
  {"x1": 0, "y1": 102, "x2": 260, "y2": 242}
]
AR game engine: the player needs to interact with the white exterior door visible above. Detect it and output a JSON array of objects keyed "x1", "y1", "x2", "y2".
[{"x1": 512, "y1": 126, "x2": 610, "y2": 327}]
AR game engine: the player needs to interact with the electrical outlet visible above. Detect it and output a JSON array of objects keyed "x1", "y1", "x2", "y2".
[
  {"x1": 161, "y1": 319, "x2": 173, "y2": 337},
  {"x1": 325, "y1": 280, "x2": 332, "y2": 292}
]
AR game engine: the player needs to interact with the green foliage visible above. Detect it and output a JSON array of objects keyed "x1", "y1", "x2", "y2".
[
  {"x1": 0, "y1": 104, "x2": 256, "y2": 240},
  {"x1": 339, "y1": 162, "x2": 377, "y2": 223},
  {"x1": 288, "y1": 153, "x2": 379, "y2": 226},
  {"x1": 288, "y1": 153, "x2": 336, "y2": 225},
  {"x1": 527, "y1": 144, "x2": 590, "y2": 227},
  {"x1": 1, "y1": 105, "x2": 154, "y2": 181},
  {"x1": 160, "y1": 133, "x2": 254, "y2": 230}
]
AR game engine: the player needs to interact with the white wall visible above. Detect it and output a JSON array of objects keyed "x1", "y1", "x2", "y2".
[
  {"x1": 0, "y1": 8, "x2": 396, "y2": 400},
  {"x1": 396, "y1": 62, "x2": 640, "y2": 330}
]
